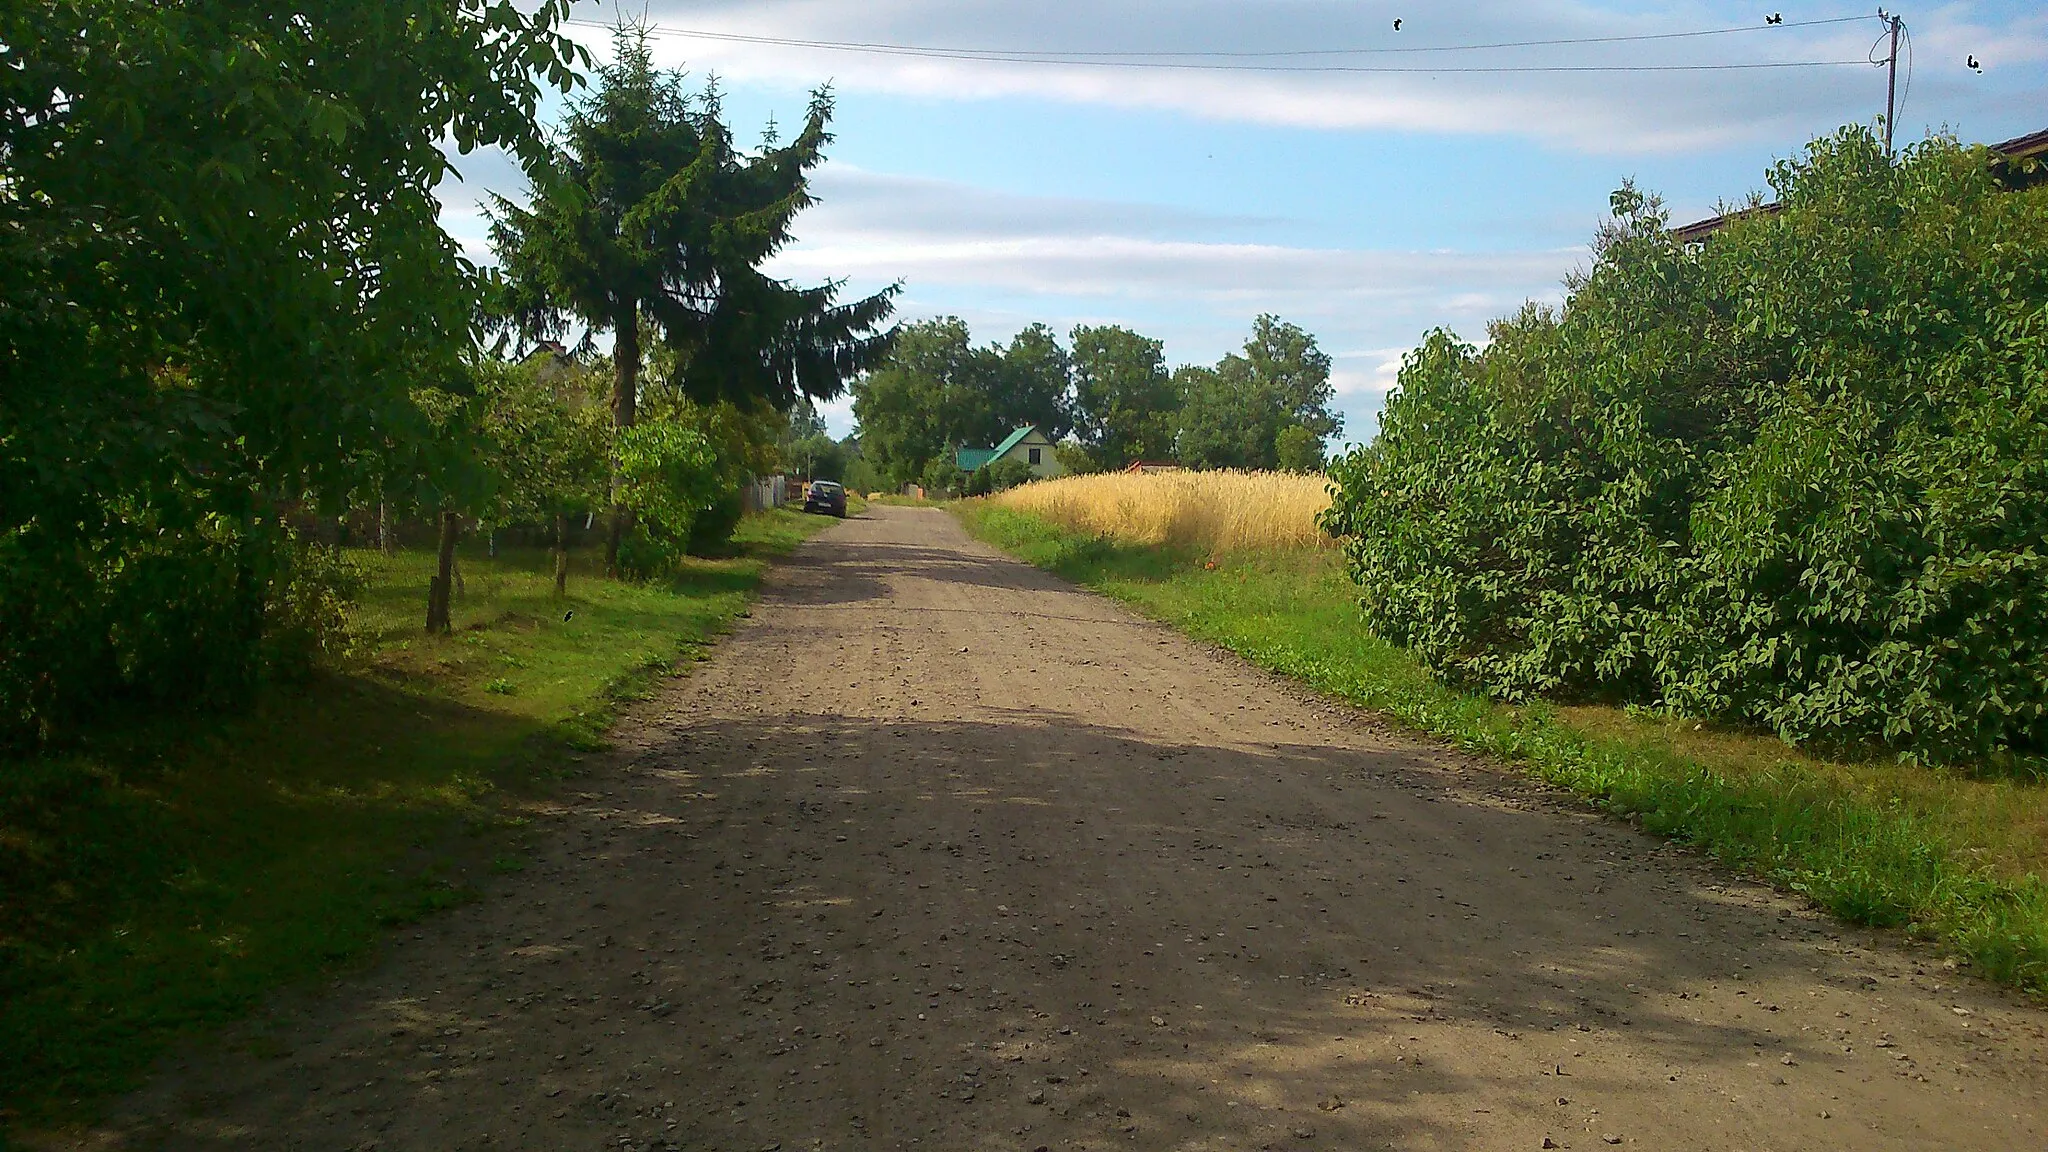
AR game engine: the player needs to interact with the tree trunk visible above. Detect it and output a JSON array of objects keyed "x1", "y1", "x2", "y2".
[
  {"x1": 554, "y1": 511, "x2": 570, "y2": 597},
  {"x1": 378, "y1": 500, "x2": 394, "y2": 555},
  {"x1": 425, "y1": 510, "x2": 459, "y2": 634},
  {"x1": 605, "y1": 304, "x2": 641, "y2": 578}
]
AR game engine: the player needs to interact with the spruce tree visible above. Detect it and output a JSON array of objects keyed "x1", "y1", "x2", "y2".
[{"x1": 489, "y1": 25, "x2": 895, "y2": 573}]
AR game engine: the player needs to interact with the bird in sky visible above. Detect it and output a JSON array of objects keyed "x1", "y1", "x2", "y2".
[
  {"x1": 1392, "y1": 18, "x2": 1402, "y2": 31},
  {"x1": 1967, "y1": 54, "x2": 1982, "y2": 71},
  {"x1": 1766, "y1": 13, "x2": 1783, "y2": 24}
]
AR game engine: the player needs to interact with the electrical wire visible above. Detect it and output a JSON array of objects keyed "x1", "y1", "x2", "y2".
[
  {"x1": 583, "y1": 37, "x2": 1877, "y2": 74},
  {"x1": 568, "y1": 13, "x2": 1875, "y2": 61},
  {"x1": 561, "y1": 14, "x2": 1883, "y2": 74}
]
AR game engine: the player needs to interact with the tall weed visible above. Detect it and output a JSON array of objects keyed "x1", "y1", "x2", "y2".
[{"x1": 0, "y1": 518, "x2": 358, "y2": 749}]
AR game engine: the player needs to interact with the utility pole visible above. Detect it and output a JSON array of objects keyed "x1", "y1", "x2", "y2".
[{"x1": 1880, "y1": 9, "x2": 1903, "y2": 155}]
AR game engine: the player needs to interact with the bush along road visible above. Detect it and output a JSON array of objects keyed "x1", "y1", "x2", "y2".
[
  {"x1": 0, "y1": 511, "x2": 831, "y2": 1139},
  {"x1": 43, "y1": 506, "x2": 2048, "y2": 1150}
]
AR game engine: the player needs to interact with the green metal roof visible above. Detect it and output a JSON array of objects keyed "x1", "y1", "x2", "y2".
[
  {"x1": 955, "y1": 425, "x2": 1039, "y2": 471},
  {"x1": 990, "y1": 425, "x2": 1037, "y2": 458}
]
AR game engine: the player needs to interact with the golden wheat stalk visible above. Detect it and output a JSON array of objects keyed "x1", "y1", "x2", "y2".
[{"x1": 990, "y1": 470, "x2": 1334, "y2": 553}]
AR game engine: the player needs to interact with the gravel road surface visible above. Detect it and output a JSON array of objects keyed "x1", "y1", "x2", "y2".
[{"x1": 69, "y1": 505, "x2": 2048, "y2": 1150}]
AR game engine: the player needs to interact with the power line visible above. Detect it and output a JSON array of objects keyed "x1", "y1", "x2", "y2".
[
  {"x1": 563, "y1": 14, "x2": 1882, "y2": 73},
  {"x1": 570, "y1": 14, "x2": 1873, "y2": 61}
]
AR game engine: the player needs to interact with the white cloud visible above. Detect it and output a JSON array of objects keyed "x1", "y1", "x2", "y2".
[
  {"x1": 774, "y1": 233, "x2": 1575, "y2": 298},
  {"x1": 776, "y1": 168, "x2": 1580, "y2": 307},
  {"x1": 799, "y1": 167, "x2": 1282, "y2": 240},
  {"x1": 583, "y1": 0, "x2": 2047, "y2": 152},
  {"x1": 1331, "y1": 350, "x2": 1412, "y2": 396},
  {"x1": 817, "y1": 392, "x2": 858, "y2": 440}
]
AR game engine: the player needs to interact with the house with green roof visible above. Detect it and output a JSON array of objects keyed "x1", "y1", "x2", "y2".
[{"x1": 955, "y1": 425, "x2": 1063, "y2": 479}]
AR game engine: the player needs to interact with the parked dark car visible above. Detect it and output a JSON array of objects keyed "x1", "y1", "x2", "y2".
[{"x1": 803, "y1": 480, "x2": 847, "y2": 517}]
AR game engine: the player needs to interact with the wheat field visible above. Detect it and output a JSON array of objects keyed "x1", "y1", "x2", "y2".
[{"x1": 989, "y1": 469, "x2": 1335, "y2": 552}]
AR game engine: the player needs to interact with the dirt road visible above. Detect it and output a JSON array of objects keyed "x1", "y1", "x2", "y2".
[{"x1": 77, "y1": 506, "x2": 2048, "y2": 1150}]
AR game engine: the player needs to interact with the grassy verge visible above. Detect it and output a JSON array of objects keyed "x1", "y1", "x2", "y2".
[
  {"x1": 0, "y1": 508, "x2": 832, "y2": 1131},
  {"x1": 958, "y1": 502, "x2": 2048, "y2": 995}
]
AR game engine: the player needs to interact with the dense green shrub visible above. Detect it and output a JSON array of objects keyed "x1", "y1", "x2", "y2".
[
  {"x1": 614, "y1": 528, "x2": 683, "y2": 581},
  {"x1": 1274, "y1": 425, "x2": 1326, "y2": 472},
  {"x1": 616, "y1": 422, "x2": 719, "y2": 537},
  {"x1": 686, "y1": 490, "x2": 747, "y2": 556},
  {"x1": 0, "y1": 518, "x2": 358, "y2": 749},
  {"x1": 966, "y1": 458, "x2": 1037, "y2": 496},
  {"x1": 989, "y1": 458, "x2": 1038, "y2": 492},
  {"x1": 1324, "y1": 127, "x2": 2048, "y2": 762},
  {"x1": 920, "y1": 457, "x2": 964, "y2": 498},
  {"x1": 1054, "y1": 442, "x2": 1102, "y2": 475},
  {"x1": 610, "y1": 421, "x2": 721, "y2": 578}
]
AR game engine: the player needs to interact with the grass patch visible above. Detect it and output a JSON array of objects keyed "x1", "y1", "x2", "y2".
[
  {"x1": 959, "y1": 502, "x2": 2048, "y2": 995},
  {"x1": 0, "y1": 508, "x2": 831, "y2": 1131}
]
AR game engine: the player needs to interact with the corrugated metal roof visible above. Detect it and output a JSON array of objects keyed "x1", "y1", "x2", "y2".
[
  {"x1": 956, "y1": 425, "x2": 1039, "y2": 472},
  {"x1": 1991, "y1": 127, "x2": 2048, "y2": 161},
  {"x1": 989, "y1": 425, "x2": 1038, "y2": 458}
]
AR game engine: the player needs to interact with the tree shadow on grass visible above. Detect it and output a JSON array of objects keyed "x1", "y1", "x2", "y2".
[
  {"x1": 0, "y1": 674, "x2": 568, "y2": 1126},
  {"x1": 3, "y1": 537, "x2": 811, "y2": 1128}
]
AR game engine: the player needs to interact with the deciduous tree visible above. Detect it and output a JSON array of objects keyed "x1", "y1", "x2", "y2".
[
  {"x1": 0, "y1": 0, "x2": 584, "y2": 741},
  {"x1": 1176, "y1": 316, "x2": 1338, "y2": 470},
  {"x1": 850, "y1": 318, "x2": 1003, "y2": 487},
  {"x1": 474, "y1": 358, "x2": 610, "y2": 595},
  {"x1": 997, "y1": 323, "x2": 1076, "y2": 441},
  {"x1": 1070, "y1": 325, "x2": 1176, "y2": 469}
]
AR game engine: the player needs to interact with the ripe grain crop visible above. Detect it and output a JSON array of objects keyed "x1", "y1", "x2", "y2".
[{"x1": 991, "y1": 470, "x2": 1333, "y2": 553}]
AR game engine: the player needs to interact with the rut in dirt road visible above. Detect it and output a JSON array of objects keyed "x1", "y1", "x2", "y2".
[{"x1": 79, "y1": 505, "x2": 2048, "y2": 1151}]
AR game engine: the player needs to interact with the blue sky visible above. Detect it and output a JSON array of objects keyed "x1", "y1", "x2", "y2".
[{"x1": 442, "y1": 1, "x2": 2047, "y2": 447}]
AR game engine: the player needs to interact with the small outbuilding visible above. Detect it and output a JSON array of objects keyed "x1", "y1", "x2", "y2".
[{"x1": 956, "y1": 425, "x2": 1063, "y2": 479}]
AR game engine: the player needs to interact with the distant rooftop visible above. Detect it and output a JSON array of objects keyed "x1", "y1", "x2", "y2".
[{"x1": 955, "y1": 425, "x2": 1039, "y2": 472}]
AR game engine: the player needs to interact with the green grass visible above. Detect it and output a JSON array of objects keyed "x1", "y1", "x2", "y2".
[
  {"x1": 959, "y1": 502, "x2": 2048, "y2": 996},
  {"x1": 0, "y1": 508, "x2": 832, "y2": 1132}
]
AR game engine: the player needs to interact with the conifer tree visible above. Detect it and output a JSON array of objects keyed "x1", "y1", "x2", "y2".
[{"x1": 488, "y1": 25, "x2": 895, "y2": 573}]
